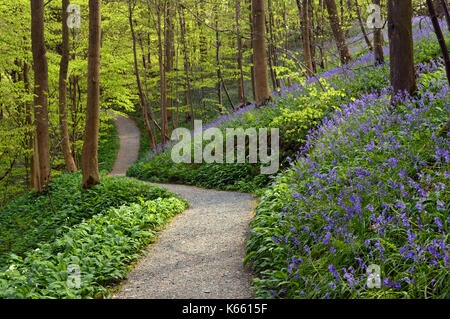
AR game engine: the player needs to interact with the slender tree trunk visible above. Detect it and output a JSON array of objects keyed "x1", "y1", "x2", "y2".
[
  {"x1": 318, "y1": 0, "x2": 326, "y2": 69},
  {"x1": 30, "y1": 0, "x2": 50, "y2": 192},
  {"x1": 23, "y1": 61, "x2": 34, "y2": 188},
  {"x1": 236, "y1": 0, "x2": 246, "y2": 105},
  {"x1": 60, "y1": 0, "x2": 77, "y2": 173},
  {"x1": 82, "y1": 0, "x2": 101, "y2": 189},
  {"x1": 249, "y1": 0, "x2": 256, "y2": 101},
  {"x1": 215, "y1": 16, "x2": 223, "y2": 111},
  {"x1": 427, "y1": 0, "x2": 450, "y2": 86},
  {"x1": 441, "y1": 0, "x2": 450, "y2": 32},
  {"x1": 129, "y1": 1, "x2": 155, "y2": 149},
  {"x1": 70, "y1": 75, "x2": 80, "y2": 169},
  {"x1": 252, "y1": 0, "x2": 271, "y2": 105},
  {"x1": 309, "y1": 0, "x2": 317, "y2": 72},
  {"x1": 267, "y1": 0, "x2": 279, "y2": 90},
  {"x1": 297, "y1": 0, "x2": 314, "y2": 77},
  {"x1": 355, "y1": 0, "x2": 374, "y2": 51},
  {"x1": 324, "y1": 0, "x2": 352, "y2": 64},
  {"x1": 164, "y1": 2, "x2": 174, "y2": 126},
  {"x1": 178, "y1": 5, "x2": 194, "y2": 125},
  {"x1": 157, "y1": 2, "x2": 168, "y2": 146},
  {"x1": 388, "y1": 0, "x2": 416, "y2": 96},
  {"x1": 373, "y1": 0, "x2": 385, "y2": 64}
]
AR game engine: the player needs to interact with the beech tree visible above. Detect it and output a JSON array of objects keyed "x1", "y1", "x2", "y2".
[
  {"x1": 297, "y1": 0, "x2": 314, "y2": 77},
  {"x1": 388, "y1": 0, "x2": 416, "y2": 95},
  {"x1": 252, "y1": 0, "x2": 271, "y2": 105},
  {"x1": 59, "y1": 0, "x2": 77, "y2": 173},
  {"x1": 30, "y1": 0, "x2": 50, "y2": 192},
  {"x1": 324, "y1": 0, "x2": 352, "y2": 64},
  {"x1": 82, "y1": 0, "x2": 102, "y2": 189},
  {"x1": 373, "y1": 0, "x2": 385, "y2": 65}
]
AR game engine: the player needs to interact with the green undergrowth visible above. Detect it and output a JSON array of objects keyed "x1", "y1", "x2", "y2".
[
  {"x1": 98, "y1": 119, "x2": 120, "y2": 174},
  {"x1": 0, "y1": 172, "x2": 178, "y2": 269},
  {"x1": 0, "y1": 197, "x2": 187, "y2": 298}
]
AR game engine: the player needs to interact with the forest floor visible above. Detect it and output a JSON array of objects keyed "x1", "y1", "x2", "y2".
[{"x1": 111, "y1": 114, "x2": 256, "y2": 299}]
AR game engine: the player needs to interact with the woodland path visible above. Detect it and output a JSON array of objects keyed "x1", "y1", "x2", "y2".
[{"x1": 110, "y1": 114, "x2": 256, "y2": 299}]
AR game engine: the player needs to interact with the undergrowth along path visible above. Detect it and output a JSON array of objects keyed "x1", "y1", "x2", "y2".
[{"x1": 111, "y1": 114, "x2": 256, "y2": 298}]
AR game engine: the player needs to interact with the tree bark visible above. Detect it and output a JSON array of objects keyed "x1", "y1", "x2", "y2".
[
  {"x1": 30, "y1": 0, "x2": 50, "y2": 192},
  {"x1": 252, "y1": 0, "x2": 271, "y2": 105},
  {"x1": 129, "y1": 1, "x2": 155, "y2": 149},
  {"x1": 427, "y1": 0, "x2": 450, "y2": 86},
  {"x1": 60, "y1": 0, "x2": 77, "y2": 173},
  {"x1": 157, "y1": 2, "x2": 168, "y2": 146},
  {"x1": 249, "y1": 0, "x2": 256, "y2": 101},
  {"x1": 267, "y1": 0, "x2": 279, "y2": 89},
  {"x1": 388, "y1": 0, "x2": 416, "y2": 95},
  {"x1": 178, "y1": 4, "x2": 194, "y2": 125},
  {"x1": 324, "y1": 0, "x2": 352, "y2": 64},
  {"x1": 216, "y1": 16, "x2": 223, "y2": 111},
  {"x1": 164, "y1": 1, "x2": 175, "y2": 125},
  {"x1": 236, "y1": 0, "x2": 246, "y2": 105},
  {"x1": 82, "y1": 0, "x2": 101, "y2": 189},
  {"x1": 23, "y1": 61, "x2": 34, "y2": 188},
  {"x1": 373, "y1": 0, "x2": 385, "y2": 64},
  {"x1": 297, "y1": 0, "x2": 314, "y2": 77}
]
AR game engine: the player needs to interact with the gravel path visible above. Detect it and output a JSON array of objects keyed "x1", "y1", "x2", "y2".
[
  {"x1": 110, "y1": 113, "x2": 140, "y2": 176},
  {"x1": 110, "y1": 115, "x2": 256, "y2": 299}
]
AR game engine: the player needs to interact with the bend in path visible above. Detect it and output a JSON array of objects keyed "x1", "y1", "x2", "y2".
[
  {"x1": 110, "y1": 114, "x2": 256, "y2": 299},
  {"x1": 116, "y1": 183, "x2": 255, "y2": 299},
  {"x1": 109, "y1": 113, "x2": 140, "y2": 176}
]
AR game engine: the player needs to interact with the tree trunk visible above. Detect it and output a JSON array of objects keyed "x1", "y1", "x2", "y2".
[
  {"x1": 23, "y1": 61, "x2": 34, "y2": 188},
  {"x1": 355, "y1": 0, "x2": 374, "y2": 51},
  {"x1": 157, "y1": 2, "x2": 168, "y2": 146},
  {"x1": 309, "y1": 0, "x2": 317, "y2": 72},
  {"x1": 216, "y1": 16, "x2": 223, "y2": 111},
  {"x1": 252, "y1": 0, "x2": 271, "y2": 105},
  {"x1": 60, "y1": 0, "x2": 77, "y2": 173},
  {"x1": 267, "y1": 0, "x2": 279, "y2": 90},
  {"x1": 30, "y1": 0, "x2": 50, "y2": 192},
  {"x1": 129, "y1": 1, "x2": 155, "y2": 149},
  {"x1": 427, "y1": 0, "x2": 450, "y2": 86},
  {"x1": 373, "y1": 0, "x2": 385, "y2": 64},
  {"x1": 164, "y1": 2, "x2": 175, "y2": 125},
  {"x1": 236, "y1": 0, "x2": 247, "y2": 105},
  {"x1": 178, "y1": 5, "x2": 194, "y2": 125},
  {"x1": 324, "y1": 0, "x2": 352, "y2": 64},
  {"x1": 297, "y1": 0, "x2": 314, "y2": 77},
  {"x1": 82, "y1": 0, "x2": 101, "y2": 189},
  {"x1": 388, "y1": 0, "x2": 416, "y2": 96},
  {"x1": 441, "y1": 0, "x2": 450, "y2": 32},
  {"x1": 249, "y1": 0, "x2": 256, "y2": 101}
]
